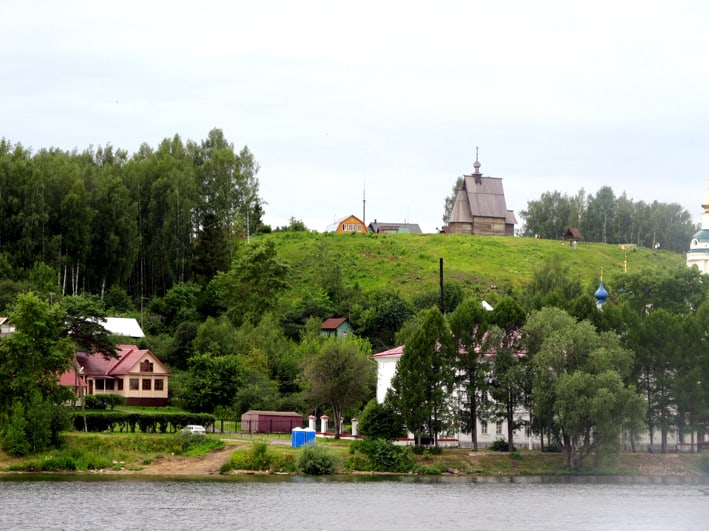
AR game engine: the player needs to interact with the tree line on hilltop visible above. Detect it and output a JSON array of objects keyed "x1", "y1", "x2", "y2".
[
  {"x1": 519, "y1": 187, "x2": 695, "y2": 251},
  {"x1": 443, "y1": 180, "x2": 696, "y2": 252}
]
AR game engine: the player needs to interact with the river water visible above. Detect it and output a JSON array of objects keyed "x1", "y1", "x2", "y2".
[{"x1": 1, "y1": 474, "x2": 708, "y2": 530}]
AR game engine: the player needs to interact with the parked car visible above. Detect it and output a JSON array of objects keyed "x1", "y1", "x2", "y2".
[{"x1": 181, "y1": 424, "x2": 206, "y2": 435}]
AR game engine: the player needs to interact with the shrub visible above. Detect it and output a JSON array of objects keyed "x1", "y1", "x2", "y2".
[
  {"x1": 220, "y1": 440, "x2": 273, "y2": 473},
  {"x1": 270, "y1": 453, "x2": 297, "y2": 474},
  {"x1": 414, "y1": 463, "x2": 447, "y2": 475},
  {"x1": 83, "y1": 395, "x2": 106, "y2": 410},
  {"x1": 250, "y1": 440, "x2": 273, "y2": 470},
  {"x1": 103, "y1": 394, "x2": 125, "y2": 410},
  {"x1": 359, "y1": 399, "x2": 406, "y2": 440},
  {"x1": 347, "y1": 438, "x2": 415, "y2": 473},
  {"x1": 18, "y1": 447, "x2": 113, "y2": 472},
  {"x1": 35, "y1": 455, "x2": 77, "y2": 471},
  {"x1": 296, "y1": 446, "x2": 339, "y2": 475},
  {"x1": 411, "y1": 445, "x2": 426, "y2": 455},
  {"x1": 412, "y1": 445, "x2": 443, "y2": 455},
  {"x1": 490, "y1": 438, "x2": 515, "y2": 452}
]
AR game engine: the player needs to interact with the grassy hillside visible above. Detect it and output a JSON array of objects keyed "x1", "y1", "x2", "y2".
[{"x1": 264, "y1": 231, "x2": 686, "y2": 301}]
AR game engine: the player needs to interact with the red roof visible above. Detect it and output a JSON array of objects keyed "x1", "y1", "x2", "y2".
[
  {"x1": 321, "y1": 317, "x2": 349, "y2": 330},
  {"x1": 76, "y1": 344, "x2": 171, "y2": 378},
  {"x1": 370, "y1": 340, "x2": 525, "y2": 360},
  {"x1": 371, "y1": 345, "x2": 405, "y2": 359},
  {"x1": 59, "y1": 368, "x2": 87, "y2": 387}
]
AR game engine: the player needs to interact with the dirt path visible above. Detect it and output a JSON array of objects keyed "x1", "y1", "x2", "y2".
[
  {"x1": 125, "y1": 444, "x2": 236, "y2": 476},
  {"x1": 121, "y1": 436, "x2": 291, "y2": 475}
]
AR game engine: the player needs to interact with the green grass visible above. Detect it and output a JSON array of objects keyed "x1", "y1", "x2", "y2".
[
  {"x1": 263, "y1": 232, "x2": 684, "y2": 301},
  {"x1": 2, "y1": 432, "x2": 225, "y2": 473},
  {"x1": 3, "y1": 434, "x2": 704, "y2": 476}
]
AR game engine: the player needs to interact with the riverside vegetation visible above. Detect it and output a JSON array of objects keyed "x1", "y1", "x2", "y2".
[{"x1": 2, "y1": 433, "x2": 709, "y2": 477}]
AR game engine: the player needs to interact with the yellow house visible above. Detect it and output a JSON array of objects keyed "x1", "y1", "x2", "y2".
[
  {"x1": 326, "y1": 215, "x2": 368, "y2": 233},
  {"x1": 67, "y1": 345, "x2": 171, "y2": 407}
]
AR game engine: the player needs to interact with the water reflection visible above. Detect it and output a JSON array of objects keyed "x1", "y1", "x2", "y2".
[{"x1": 1, "y1": 475, "x2": 707, "y2": 530}]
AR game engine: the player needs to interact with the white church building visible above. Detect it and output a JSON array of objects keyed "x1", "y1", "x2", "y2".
[{"x1": 687, "y1": 179, "x2": 709, "y2": 273}]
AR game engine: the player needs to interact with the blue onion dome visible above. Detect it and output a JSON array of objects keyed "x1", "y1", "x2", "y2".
[{"x1": 594, "y1": 280, "x2": 609, "y2": 305}]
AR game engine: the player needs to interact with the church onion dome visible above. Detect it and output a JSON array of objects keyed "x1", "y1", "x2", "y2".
[
  {"x1": 693, "y1": 227, "x2": 709, "y2": 240},
  {"x1": 692, "y1": 228, "x2": 709, "y2": 242},
  {"x1": 689, "y1": 228, "x2": 709, "y2": 251},
  {"x1": 594, "y1": 280, "x2": 609, "y2": 306}
]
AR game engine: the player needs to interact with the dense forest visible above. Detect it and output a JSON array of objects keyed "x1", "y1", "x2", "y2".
[
  {"x1": 0, "y1": 129, "x2": 264, "y2": 301},
  {"x1": 1, "y1": 132, "x2": 708, "y2": 468},
  {"x1": 518, "y1": 188, "x2": 696, "y2": 251}
]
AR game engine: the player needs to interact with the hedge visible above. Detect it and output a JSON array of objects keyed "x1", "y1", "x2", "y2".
[{"x1": 72, "y1": 412, "x2": 215, "y2": 433}]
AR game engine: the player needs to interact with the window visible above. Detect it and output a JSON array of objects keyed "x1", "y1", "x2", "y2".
[
  {"x1": 129, "y1": 378, "x2": 139, "y2": 390},
  {"x1": 342, "y1": 223, "x2": 346, "y2": 231},
  {"x1": 95, "y1": 379, "x2": 105, "y2": 391},
  {"x1": 154, "y1": 379, "x2": 164, "y2": 391},
  {"x1": 117, "y1": 379, "x2": 124, "y2": 391},
  {"x1": 357, "y1": 224, "x2": 362, "y2": 232},
  {"x1": 142, "y1": 379, "x2": 152, "y2": 391},
  {"x1": 106, "y1": 380, "x2": 115, "y2": 391},
  {"x1": 481, "y1": 421, "x2": 488, "y2": 435},
  {"x1": 348, "y1": 223, "x2": 355, "y2": 231},
  {"x1": 140, "y1": 359, "x2": 154, "y2": 372},
  {"x1": 496, "y1": 421, "x2": 503, "y2": 435}
]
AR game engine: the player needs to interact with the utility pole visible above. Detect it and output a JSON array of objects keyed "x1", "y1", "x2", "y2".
[{"x1": 439, "y1": 258, "x2": 444, "y2": 312}]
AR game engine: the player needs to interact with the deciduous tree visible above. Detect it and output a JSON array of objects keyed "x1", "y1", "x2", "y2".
[
  {"x1": 0, "y1": 293, "x2": 75, "y2": 454},
  {"x1": 524, "y1": 307, "x2": 644, "y2": 470},
  {"x1": 302, "y1": 336, "x2": 374, "y2": 438}
]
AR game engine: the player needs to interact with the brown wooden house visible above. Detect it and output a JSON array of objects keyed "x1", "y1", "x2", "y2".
[
  {"x1": 563, "y1": 227, "x2": 583, "y2": 241},
  {"x1": 447, "y1": 157, "x2": 516, "y2": 236}
]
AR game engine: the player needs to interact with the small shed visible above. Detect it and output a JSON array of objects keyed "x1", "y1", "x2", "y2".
[
  {"x1": 241, "y1": 410, "x2": 303, "y2": 434},
  {"x1": 320, "y1": 317, "x2": 354, "y2": 338},
  {"x1": 563, "y1": 227, "x2": 583, "y2": 241}
]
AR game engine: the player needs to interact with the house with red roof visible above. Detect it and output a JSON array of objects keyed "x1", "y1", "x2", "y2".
[
  {"x1": 66, "y1": 345, "x2": 171, "y2": 407},
  {"x1": 320, "y1": 317, "x2": 354, "y2": 338}
]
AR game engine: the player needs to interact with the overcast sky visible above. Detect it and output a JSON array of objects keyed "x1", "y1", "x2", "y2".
[{"x1": 2, "y1": 1, "x2": 708, "y2": 233}]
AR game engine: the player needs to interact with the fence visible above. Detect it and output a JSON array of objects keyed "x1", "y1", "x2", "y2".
[{"x1": 213, "y1": 419, "x2": 306, "y2": 435}]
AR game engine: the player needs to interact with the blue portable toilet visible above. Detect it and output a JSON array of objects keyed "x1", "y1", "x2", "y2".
[
  {"x1": 291, "y1": 427, "x2": 306, "y2": 448},
  {"x1": 304, "y1": 427, "x2": 316, "y2": 446}
]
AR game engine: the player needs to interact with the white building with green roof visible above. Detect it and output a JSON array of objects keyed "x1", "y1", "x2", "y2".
[{"x1": 687, "y1": 179, "x2": 709, "y2": 273}]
